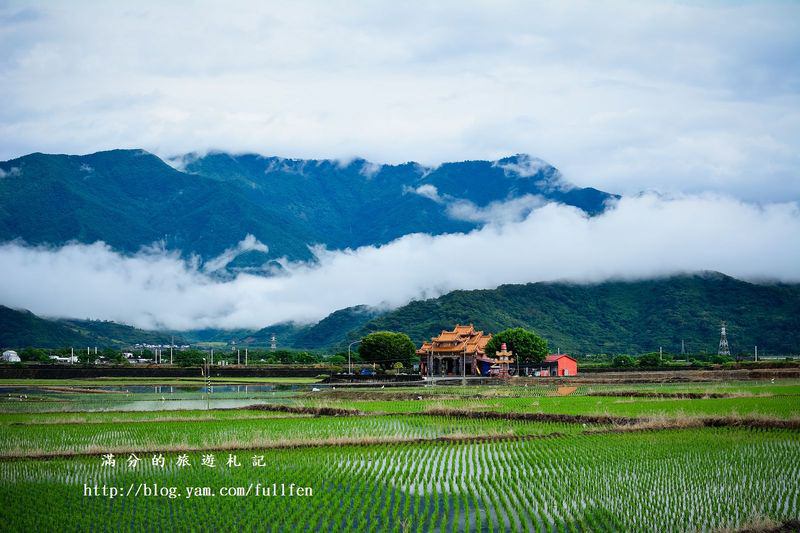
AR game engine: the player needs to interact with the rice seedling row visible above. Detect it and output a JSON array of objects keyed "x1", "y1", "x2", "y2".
[{"x1": 0, "y1": 415, "x2": 586, "y2": 457}]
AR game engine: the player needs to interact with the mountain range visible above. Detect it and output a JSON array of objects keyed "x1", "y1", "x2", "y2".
[
  {"x1": 2, "y1": 149, "x2": 797, "y2": 357},
  {"x1": 339, "y1": 272, "x2": 800, "y2": 356},
  {"x1": 0, "y1": 305, "x2": 182, "y2": 349},
  {"x1": 231, "y1": 273, "x2": 800, "y2": 356},
  {"x1": 3, "y1": 273, "x2": 797, "y2": 356},
  {"x1": 0, "y1": 149, "x2": 615, "y2": 268}
]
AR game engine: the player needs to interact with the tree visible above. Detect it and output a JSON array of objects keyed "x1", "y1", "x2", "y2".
[
  {"x1": 293, "y1": 352, "x2": 321, "y2": 364},
  {"x1": 327, "y1": 355, "x2": 347, "y2": 365},
  {"x1": 484, "y1": 328, "x2": 548, "y2": 364},
  {"x1": 173, "y1": 349, "x2": 205, "y2": 367},
  {"x1": 19, "y1": 347, "x2": 50, "y2": 363},
  {"x1": 77, "y1": 348, "x2": 96, "y2": 364},
  {"x1": 358, "y1": 331, "x2": 416, "y2": 369},
  {"x1": 612, "y1": 355, "x2": 636, "y2": 368},
  {"x1": 637, "y1": 353, "x2": 662, "y2": 367},
  {"x1": 99, "y1": 347, "x2": 126, "y2": 364}
]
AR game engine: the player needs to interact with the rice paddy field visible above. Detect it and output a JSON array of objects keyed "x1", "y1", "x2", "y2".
[{"x1": 0, "y1": 377, "x2": 798, "y2": 532}]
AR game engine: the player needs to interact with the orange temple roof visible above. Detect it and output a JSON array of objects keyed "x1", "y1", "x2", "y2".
[{"x1": 417, "y1": 324, "x2": 492, "y2": 356}]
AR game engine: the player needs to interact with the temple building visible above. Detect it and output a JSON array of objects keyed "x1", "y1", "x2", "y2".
[{"x1": 418, "y1": 324, "x2": 492, "y2": 376}]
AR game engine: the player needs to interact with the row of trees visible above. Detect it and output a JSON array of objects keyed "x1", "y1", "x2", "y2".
[
  {"x1": 356, "y1": 327, "x2": 550, "y2": 369},
  {"x1": 610, "y1": 352, "x2": 735, "y2": 368}
]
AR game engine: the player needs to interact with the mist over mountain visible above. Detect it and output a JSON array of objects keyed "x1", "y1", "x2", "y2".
[
  {"x1": 0, "y1": 149, "x2": 615, "y2": 269},
  {"x1": 1, "y1": 149, "x2": 798, "y2": 333},
  {"x1": 258, "y1": 273, "x2": 800, "y2": 356}
]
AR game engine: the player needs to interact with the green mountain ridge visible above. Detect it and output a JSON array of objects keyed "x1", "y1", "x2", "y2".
[
  {"x1": 0, "y1": 150, "x2": 616, "y2": 267},
  {"x1": 0, "y1": 305, "x2": 184, "y2": 349},
  {"x1": 347, "y1": 273, "x2": 800, "y2": 356},
  {"x1": 4, "y1": 274, "x2": 798, "y2": 356},
  {"x1": 248, "y1": 305, "x2": 383, "y2": 349}
]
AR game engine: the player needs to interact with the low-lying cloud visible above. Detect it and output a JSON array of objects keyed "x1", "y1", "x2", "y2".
[
  {"x1": 0, "y1": 194, "x2": 798, "y2": 331},
  {"x1": 406, "y1": 184, "x2": 546, "y2": 224},
  {"x1": 202, "y1": 234, "x2": 268, "y2": 274}
]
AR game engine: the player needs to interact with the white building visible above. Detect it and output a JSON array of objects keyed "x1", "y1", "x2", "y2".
[
  {"x1": 2, "y1": 350, "x2": 21, "y2": 363},
  {"x1": 49, "y1": 355, "x2": 78, "y2": 363}
]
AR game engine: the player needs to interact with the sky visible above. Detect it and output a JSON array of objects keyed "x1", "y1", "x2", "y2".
[
  {"x1": 0, "y1": 0, "x2": 798, "y2": 201},
  {"x1": 0, "y1": 1, "x2": 799, "y2": 330}
]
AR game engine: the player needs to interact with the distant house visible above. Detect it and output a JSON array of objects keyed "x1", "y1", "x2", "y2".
[
  {"x1": 543, "y1": 354, "x2": 578, "y2": 376},
  {"x1": 49, "y1": 355, "x2": 78, "y2": 363},
  {"x1": 1, "y1": 350, "x2": 20, "y2": 363},
  {"x1": 517, "y1": 354, "x2": 578, "y2": 377}
]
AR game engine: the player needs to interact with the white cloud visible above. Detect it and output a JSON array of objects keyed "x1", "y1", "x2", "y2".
[
  {"x1": 495, "y1": 154, "x2": 573, "y2": 192},
  {"x1": 495, "y1": 155, "x2": 550, "y2": 178},
  {"x1": 0, "y1": 1, "x2": 798, "y2": 201},
  {"x1": 0, "y1": 194, "x2": 797, "y2": 331},
  {"x1": 407, "y1": 184, "x2": 443, "y2": 203},
  {"x1": 407, "y1": 183, "x2": 545, "y2": 223},
  {"x1": 0, "y1": 167, "x2": 21, "y2": 178},
  {"x1": 446, "y1": 194, "x2": 546, "y2": 224},
  {"x1": 358, "y1": 161, "x2": 382, "y2": 179},
  {"x1": 201, "y1": 234, "x2": 268, "y2": 274}
]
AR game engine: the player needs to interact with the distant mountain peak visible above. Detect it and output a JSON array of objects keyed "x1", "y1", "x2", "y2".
[{"x1": 0, "y1": 148, "x2": 617, "y2": 264}]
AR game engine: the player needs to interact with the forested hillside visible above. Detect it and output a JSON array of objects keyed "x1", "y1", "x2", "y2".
[
  {"x1": 349, "y1": 273, "x2": 800, "y2": 356},
  {"x1": 0, "y1": 150, "x2": 614, "y2": 267},
  {"x1": 0, "y1": 306, "x2": 182, "y2": 349}
]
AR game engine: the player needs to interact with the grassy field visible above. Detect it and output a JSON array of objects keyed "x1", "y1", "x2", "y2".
[{"x1": 0, "y1": 378, "x2": 797, "y2": 531}]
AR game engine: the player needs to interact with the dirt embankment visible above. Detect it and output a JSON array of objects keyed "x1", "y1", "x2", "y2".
[
  {"x1": 38, "y1": 386, "x2": 127, "y2": 395},
  {"x1": 586, "y1": 391, "x2": 749, "y2": 399},
  {"x1": 242, "y1": 404, "x2": 800, "y2": 431},
  {"x1": 729, "y1": 518, "x2": 800, "y2": 533},
  {"x1": 244, "y1": 404, "x2": 360, "y2": 417},
  {"x1": 422, "y1": 407, "x2": 800, "y2": 431},
  {"x1": 535, "y1": 367, "x2": 800, "y2": 384},
  {"x1": 310, "y1": 390, "x2": 474, "y2": 401}
]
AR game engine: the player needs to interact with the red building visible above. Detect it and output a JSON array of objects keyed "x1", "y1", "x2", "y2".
[{"x1": 543, "y1": 354, "x2": 578, "y2": 376}]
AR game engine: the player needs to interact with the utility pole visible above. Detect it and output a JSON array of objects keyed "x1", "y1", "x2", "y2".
[
  {"x1": 718, "y1": 322, "x2": 731, "y2": 356},
  {"x1": 681, "y1": 339, "x2": 685, "y2": 357},
  {"x1": 245, "y1": 348, "x2": 248, "y2": 366},
  {"x1": 202, "y1": 358, "x2": 211, "y2": 410},
  {"x1": 754, "y1": 345, "x2": 758, "y2": 362},
  {"x1": 170, "y1": 336, "x2": 174, "y2": 365},
  {"x1": 237, "y1": 349, "x2": 240, "y2": 365}
]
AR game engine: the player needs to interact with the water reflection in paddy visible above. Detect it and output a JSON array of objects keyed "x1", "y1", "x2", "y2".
[{"x1": 0, "y1": 383, "x2": 320, "y2": 412}]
